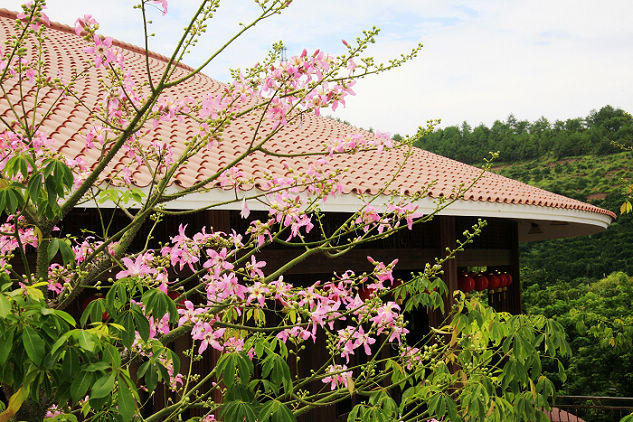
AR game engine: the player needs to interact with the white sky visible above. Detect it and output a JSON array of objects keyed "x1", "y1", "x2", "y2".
[{"x1": 6, "y1": 0, "x2": 633, "y2": 136}]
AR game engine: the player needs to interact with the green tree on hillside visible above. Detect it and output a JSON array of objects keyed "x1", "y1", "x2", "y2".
[{"x1": 415, "y1": 106, "x2": 633, "y2": 164}]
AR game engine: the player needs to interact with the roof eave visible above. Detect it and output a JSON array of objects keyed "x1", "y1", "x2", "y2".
[{"x1": 82, "y1": 187, "x2": 613, "y2": 242}]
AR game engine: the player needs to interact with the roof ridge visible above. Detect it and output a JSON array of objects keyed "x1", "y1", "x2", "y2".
[{"x1": 0, "y1": 8, "x2": 194, "y2": 72}]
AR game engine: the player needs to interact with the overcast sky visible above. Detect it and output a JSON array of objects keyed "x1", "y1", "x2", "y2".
[{"x1": 6, "y1": 0, "x2": 633, "y2": 136}]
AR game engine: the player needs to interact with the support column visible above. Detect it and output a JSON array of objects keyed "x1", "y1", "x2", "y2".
[
  {"x1": 508, "y1": 221, "x2": 522, "y2": 314},
  {"x1": 434, "y1": 215, "x2": 458, "y2": 323}
]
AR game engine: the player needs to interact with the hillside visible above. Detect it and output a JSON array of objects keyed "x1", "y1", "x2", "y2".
[
  {"x1": 494, "y1": 153, "x2": 633, "y2": 282},
  {"x1": 414, "y1": 105, "x2": 633, "y2": 283}
]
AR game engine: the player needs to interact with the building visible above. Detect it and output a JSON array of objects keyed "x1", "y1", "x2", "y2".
[{"x1": 0, "y1": 8, "x2": 616, "y2": 420}]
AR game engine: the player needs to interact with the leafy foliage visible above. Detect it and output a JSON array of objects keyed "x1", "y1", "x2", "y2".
[
  {"x1": 524, "y1": 272, "x2": 633, "y2": 421},
  {"x1": 416, "y1": 106, "x2": 633, "y2": 165}
]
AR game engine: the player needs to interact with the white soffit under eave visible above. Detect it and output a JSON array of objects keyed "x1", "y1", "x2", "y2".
[{"x1": 80, "y1": 186, "x2": 614, "y2": 233}]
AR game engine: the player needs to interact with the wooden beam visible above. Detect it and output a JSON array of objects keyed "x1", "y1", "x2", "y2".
[
  {"x1": 259, "y1": 248, "x2": 439, "y2": 275},
  {"x1": 258, "y1": 246, "x2": 513, "y2": 275},
  {"x1": 455, "y1": 249, "x2": 512, "y2": 267},
  {"x1": 439, "y1": 215, "x2": 458, "y2": 316}
]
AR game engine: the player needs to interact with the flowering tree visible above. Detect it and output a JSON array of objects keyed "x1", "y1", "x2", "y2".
[{"x1": 0, "y1": 1, "x2": 570, "y2": 421}]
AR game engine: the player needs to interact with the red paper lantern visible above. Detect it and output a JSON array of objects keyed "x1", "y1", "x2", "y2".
[
  {"x1": 488, "y1": 273, "x2": 501, "y2": 290},
  {"x1": 474, "y1": 274, "x2": 489, "y2": 291},
  {"x1": 458, "y1": 274, "x2": 475, "y2": 292}
]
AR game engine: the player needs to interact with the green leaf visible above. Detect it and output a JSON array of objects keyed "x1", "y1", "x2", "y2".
[
  {"x1": 218, "y1": 353, "x2": 238, "y2": 388},
  {"x1": 142, "y1": 288, "x2": 178, "y2": 323},
  {"x1": 73, "y1": 330, "x2": 97, "y2": 353},
  {"x1": 143, "y1": 362, "x2": 158, "y2": 392},
  {"x1": 53, "y1": 309, "x2": 76, "y2": 327},
  {"x1": 70, "y1": 371, "x2": 94, "y2": 401},
  {"x1": 133, "y1": 308, "x2": 150, "y2": 341},
  {"x1": 236, "y1": 353, "x2": 254, "y2": 385},
  {"x1": 137, "y1": 361, "x2": 150, "y2": 379},
  {"x1": 0, "y1": 328, "x2": 14, "y2": 365},
  {"x1": 22, "y1": 326, "x2": 46, "y2": 366},
  {"x1": 47, "y1": 238, "x2": 60, "y2": 263},
  {"x1": 85, "y1": 362, "x2": 112, "y2": 372},
  {"x1": 50, "y1": 332, "x2": 71, "y2": 356},
  {"x1": 118, "y1": 376, "x2": 136, "y2": 422},
  {"x1": 120, "y1": 314, "x2": 135, "y2": 348},
  {"x1": 105, "y1": 344, "x2": 122, "y2": 370},
  {"x1": 91, "y1": 373, "x2": 115, "y2": 399},
  {"x1": 47, "y1": 414, "x2": 79, "y2": 422},
  {"x1": 58, "y1": 240, "x2": 75, "y2": 266},
  {"x1": 0, "y1": 294, "x2": 10, "y2": 318},
  {"x1": 620, "y1": 413, "x2": 633, "y2": 422}
]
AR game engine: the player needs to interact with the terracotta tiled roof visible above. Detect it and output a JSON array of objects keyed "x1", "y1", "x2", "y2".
[{"x1": 0, "y1": 10, "x2": 616, "y2": 220}]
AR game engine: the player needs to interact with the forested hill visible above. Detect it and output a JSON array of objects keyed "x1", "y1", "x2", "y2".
[
  {"x1": 415, "y1": 106, "x2": 633, "y2": 408},
  {"x1": 413, "y1": 105, "x2": 633, "y2": 165},
  {"x1": 413, "y1": 105, "x2": 633, "y2": 283}
]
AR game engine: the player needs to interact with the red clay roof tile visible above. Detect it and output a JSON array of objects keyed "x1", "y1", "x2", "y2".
[{"x1": 0, "y1": 9, "x2": 616, "y2": 220}]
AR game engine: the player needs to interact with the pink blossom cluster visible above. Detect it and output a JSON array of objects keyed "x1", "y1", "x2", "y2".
[
  {"x1": 355, "y1": 202, "x2": 423, "y2": 235},
  {"x1": 327, "y1": 131, "x2": 395, "y2": 157},
  {"x1": 322, "y1": 364, "x2": 353, "y2": 390},
  {"x1": 267, "y1": 190, "x2": 314, "y2": 240},
  {"x1": 0, "y1": 215, "x2": 38, "y2": 271},
  {"x1": 110, "y1": 218, "x2": 413, "y2": 367},
  {"x1": 400, "y1": 346, "x2": 423, "y2": 371}
]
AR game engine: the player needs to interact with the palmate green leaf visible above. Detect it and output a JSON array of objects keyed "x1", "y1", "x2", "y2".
[
  {"x1": 5, "y1": 153, "x2": 34, "y2": 179},
  {"x1": 105, "y1": 343, "x2": 122, "y2": 370},
  {"x1": 47, "y1": 413, "x2": 78, "y2": 422},
  {"x1": 217, "y1": 352, "x2": 238, "y2": 388},
  {"x1": 144, "y1": 362, "x2": 159, "y2": 392},
  {"x1": 27, "y1": 173, "x2": 43, "y2": 203},
  {"x1": 22, "y1": 326, "x2": 46, "y2": 366},
  {"x1": 221, "y1": 400, "x2": 258, "y2": 422},
  {"x1": 50, "y1": 332, "x2": 71, "y2": 356},
  {"x1": 0, "y1": 186, "x2": 25, "y2": 214},
  {"x1": 258, "y1": 400, "x2": 296, "y2": 422},
  {"x1": 120, "y1": 314, "x2": 135, "y2": 348},
  {"x1": 142, "y1": 288, "x2": 177, "y2": 322},
  {"x1": 53, "y1": 309, "x2": 76, "y2": 327}
]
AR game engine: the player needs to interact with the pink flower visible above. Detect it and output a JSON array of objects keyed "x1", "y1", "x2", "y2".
[
  {"x1": 370, "y1": 301, "x2": 401, "y2": 334},
  {"x1": 116, "y1": 254, "x2": 156, "y2": 279},
  {"x1": 177, "y1": 300, "x2": 204, "y2": 327},
  {"x1": 84, "y1": 35, "x2": 114, "y2": 68},
  {"x1": 192, "y1": 322, "x2": 225, "y2": 354},
  {"x1": 74, "y1": 14, "x2": 98, "y2": 36},
  {"x1": 322, "y1": 364, "x2": 353, "y2": 390},
  {"x1": 240, "y1": 198, "x2": 250, "y2": 219},
  {"x1": 246, "y1": 282, "x2": 270, "y2": 308},
  {"x1": 152, "y1": 0, "x2": 168, "y2": 15},
  {"x1": 246, "y1": 255, "x2": 266, "y2": 279}
]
